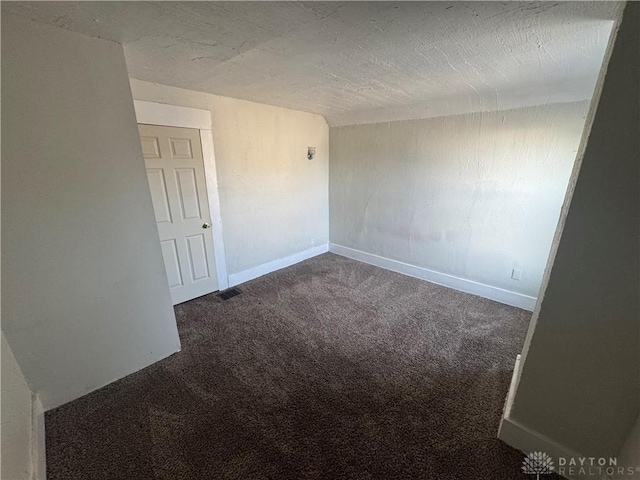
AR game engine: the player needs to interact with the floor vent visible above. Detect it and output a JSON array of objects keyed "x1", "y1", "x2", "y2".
[{"x1": 218, "y1": 287, "x2": 242, "y2": 301}]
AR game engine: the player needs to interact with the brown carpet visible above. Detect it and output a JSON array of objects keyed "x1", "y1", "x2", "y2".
[{"x1": 46, "y1": 253, "x2": 536, "y2": 479}]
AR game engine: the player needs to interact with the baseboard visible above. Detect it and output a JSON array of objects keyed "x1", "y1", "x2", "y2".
[
  {"x1": 498, "y1": 356, "x2": 588, "y2": 480},
  {"x1": 31, "y1": 394, "x2": 46, "y2": 480},
  {"x1": 499, "y1": 415, "x2": 588, "y2": 480},
  {"x1": 228, "y1": 244, "x2": 329, "y2": 287},
  {"x1": 329, "y1": 243, "x2": 537, "y2": 311},
  {"x1": 502, "y1": 354, "x2": 522, "y2": 420}
]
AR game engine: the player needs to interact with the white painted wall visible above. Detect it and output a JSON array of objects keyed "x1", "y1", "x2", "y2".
[
  {"x1": 129, "y1": 79, "x2": 330, "y2": 276},
  {"x1": 2, "y1": 13, "x2": 180, "y2": 410},
  {"x1": 509, "y1": 1, "x2": 639, "y2": 458},
  {"x1": 1, "y1": 332, "x2": 32, "y2": 479},
  {"x1": 329, "y1": 101, "x2": 589, "y2": 300}
]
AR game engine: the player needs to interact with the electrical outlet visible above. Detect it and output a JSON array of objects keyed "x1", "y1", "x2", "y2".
[{"x1": 511, "y1": 269, "x2": 522, "y2": 281}]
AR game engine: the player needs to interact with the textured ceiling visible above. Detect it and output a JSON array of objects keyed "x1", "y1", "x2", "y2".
[{"x1": 3, "y1": 2, "x2": 622, "y2": 126}]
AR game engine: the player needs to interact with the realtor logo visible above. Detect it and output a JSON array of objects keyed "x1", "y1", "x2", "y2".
[{"x1": 522, "y1": 451, "x2": 556, "y2": 479}]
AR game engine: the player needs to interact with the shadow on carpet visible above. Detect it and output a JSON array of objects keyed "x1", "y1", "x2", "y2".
[{"x1": 46, "y1": 253, "x2": 538, "y2": 479}]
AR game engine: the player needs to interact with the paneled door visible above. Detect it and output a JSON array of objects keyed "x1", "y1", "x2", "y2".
[{"x1": 138, "y1": 124, "x2": 219, "y2": 304}]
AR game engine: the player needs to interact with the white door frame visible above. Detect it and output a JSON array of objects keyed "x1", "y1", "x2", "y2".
[{"x1": 134, "y1": 100, "x2": 229, "y2": 291}]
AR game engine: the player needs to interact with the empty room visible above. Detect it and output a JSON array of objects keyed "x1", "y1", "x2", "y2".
[{"x1": 1, "y1": 2, "x2": 638, "y2": 480}]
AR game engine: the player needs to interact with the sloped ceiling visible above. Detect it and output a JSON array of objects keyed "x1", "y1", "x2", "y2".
[{"x1": 2, "y1": 1, "x2": 622, "y2": 126}]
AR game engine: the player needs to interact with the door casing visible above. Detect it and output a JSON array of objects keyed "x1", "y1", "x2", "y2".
[{"x1": 134, "y1": 100, "x2": 229, "y2": 292}]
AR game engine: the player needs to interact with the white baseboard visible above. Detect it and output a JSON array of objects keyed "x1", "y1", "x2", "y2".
[
  {"x1": 31, "y1": 394, "x2": 46, "y2": 480},
  {"x1": 228, "y1": 244, "x2": 329, "y2": 287},
  {"x1": 329, "y1": 243, "x2": 537, "y2": 311},
  {"x1": 499, "y1": 415, "x2": 588, "y2": 480},
  {"x1": 502, "y1": 354, "x2": 523, "y2": 420},
  {"x1": 498, "y1": 356, "x2": 588, "y2": 480}
]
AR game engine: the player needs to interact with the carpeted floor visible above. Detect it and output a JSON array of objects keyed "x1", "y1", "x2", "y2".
[{"x1": 46, "y1": 253, "x2": 536, "y2": 480}]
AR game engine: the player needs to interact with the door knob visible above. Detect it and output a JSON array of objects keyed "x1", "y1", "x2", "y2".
[{"x1": 202, "y1": 222, "x2": 211, "y2": 229}]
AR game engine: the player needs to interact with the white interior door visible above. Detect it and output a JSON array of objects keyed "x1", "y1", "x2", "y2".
[{"x1": 139, "y1": 124, "x2": 219, "y2": 304}]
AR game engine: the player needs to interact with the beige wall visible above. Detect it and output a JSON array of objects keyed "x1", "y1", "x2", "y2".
[
  {"x1": 129, "y1": 79, "x2": 330, "y2": 275},
  {"x1": 511, "y1": 2, "x2": 639, "y2": 457},
  {"x1": 2, "y1": 13, "x2": 180, "y2": 410},
  {"x1": 330, "y1": 101, "x2": 589, "y2": 298},
  {"x1": 1, "y1": 333, "x2": 32, "y2": 480}
]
